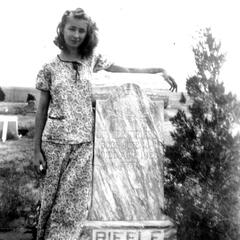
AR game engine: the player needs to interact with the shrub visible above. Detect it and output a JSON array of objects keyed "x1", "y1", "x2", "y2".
[
  {"x1": 164, "y1": 28, "x2": 240, "y2": 240},
  {"x1": 179, "y1": 92, "x2": 186, "y2": 103},
  {"x1": 0, "y1": 87, "x2": 5, "y2": 102},
  {"x1": 26, "y1": 94, "x2": 36, "y2": 102}
]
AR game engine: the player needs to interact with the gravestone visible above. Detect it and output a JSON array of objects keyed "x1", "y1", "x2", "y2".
[
  {"x1": 83, "y1": 83, "x2": 176, "y2": 239},
  {"x1": 90, "y1": 83, "x2": 164, "y2": 220},
  {"x1": 0, "y1": 115, "x2": 18, "y2": 142}
]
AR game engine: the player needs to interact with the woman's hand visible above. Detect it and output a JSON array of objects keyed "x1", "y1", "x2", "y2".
[
  {"x1": 161, "y1": 70, "x2": 178, "y2": 92},
  {"x1": 33, "y1": 151, "x2": 47, "y2": 174}
]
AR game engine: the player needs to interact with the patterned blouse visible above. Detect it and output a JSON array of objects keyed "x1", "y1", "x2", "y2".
[{"x1": 36, "y1": 53, "x2": 112, "y2": 144}]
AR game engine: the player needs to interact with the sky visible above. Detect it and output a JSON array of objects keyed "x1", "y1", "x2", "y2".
[{"x1": 0, "y1": 0, "x2": 239, "y2": 97}]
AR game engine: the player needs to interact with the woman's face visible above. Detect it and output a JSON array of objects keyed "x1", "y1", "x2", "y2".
[{"x1": 63, "y1": 16, "x2": 88, "y2": 51}]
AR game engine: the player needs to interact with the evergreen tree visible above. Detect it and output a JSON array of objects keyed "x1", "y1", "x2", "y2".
[
  {"x1": 164, "y1": 28, "x2": 240, "y2": 240},
  {"x1": 0, "y1": 87, "x2": 5, "y2": 102},
  {"x1": 179, "y1": 92, "x2": 186, "y2": 104},
  {"x1": 26, "y1": 93, "x2": 36, "y2": 102}
]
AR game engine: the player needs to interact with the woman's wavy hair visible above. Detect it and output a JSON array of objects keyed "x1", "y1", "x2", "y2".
[{"x1": 54, "y1": 8, "x2": 98, "y2": 59}]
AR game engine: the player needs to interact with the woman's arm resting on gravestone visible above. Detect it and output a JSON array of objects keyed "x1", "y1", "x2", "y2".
[
  {"x1": 105, "y1": 64, "x2": 177, "y2": 92},
  {"x1": 34, "y1": 90, "x2": 50, "y2": 173}
]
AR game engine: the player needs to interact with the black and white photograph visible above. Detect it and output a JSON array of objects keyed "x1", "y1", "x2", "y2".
[{"x1": 0, "y1": 0, "x2": 239, "y2": 239}]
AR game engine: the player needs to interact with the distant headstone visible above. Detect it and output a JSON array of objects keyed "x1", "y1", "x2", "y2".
[{"x1": 0, "y1": 115, "x2": 18, "y2": 142}]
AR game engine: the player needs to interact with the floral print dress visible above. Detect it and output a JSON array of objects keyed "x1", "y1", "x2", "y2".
[{"x1": 35, "y1": 53, "x2": 112, "y2": 240}]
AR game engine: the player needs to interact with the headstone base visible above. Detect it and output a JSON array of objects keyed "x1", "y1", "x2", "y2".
[{"x1": 82, "y1": 218, "x2": 177, "y2": 240}]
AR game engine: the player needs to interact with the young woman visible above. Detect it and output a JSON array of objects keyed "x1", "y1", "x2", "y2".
[{"x1": 34, "y1": 8, "x2": 177, "y2": 240}]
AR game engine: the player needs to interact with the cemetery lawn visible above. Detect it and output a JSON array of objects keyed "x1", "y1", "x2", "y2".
[
  {"x1": 0, "y1": 138, "x2": 39, "y2": 240},
  {"x1": 0, "y1": 138, "x2": 34, "y2": 164}
]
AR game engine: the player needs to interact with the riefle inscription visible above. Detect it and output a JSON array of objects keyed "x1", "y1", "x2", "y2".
[{"x1": 93, "y1": 229, "x2": 164, "y2": 240}]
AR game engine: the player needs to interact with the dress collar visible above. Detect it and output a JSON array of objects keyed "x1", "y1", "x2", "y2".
[{"x1": 57, "y1": 55, "x2": 83, "y2": 64}]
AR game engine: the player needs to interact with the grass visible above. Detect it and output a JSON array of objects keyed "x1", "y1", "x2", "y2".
[{"x1": 0, "y1": 111, "x2": 39, "y2": 240}]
